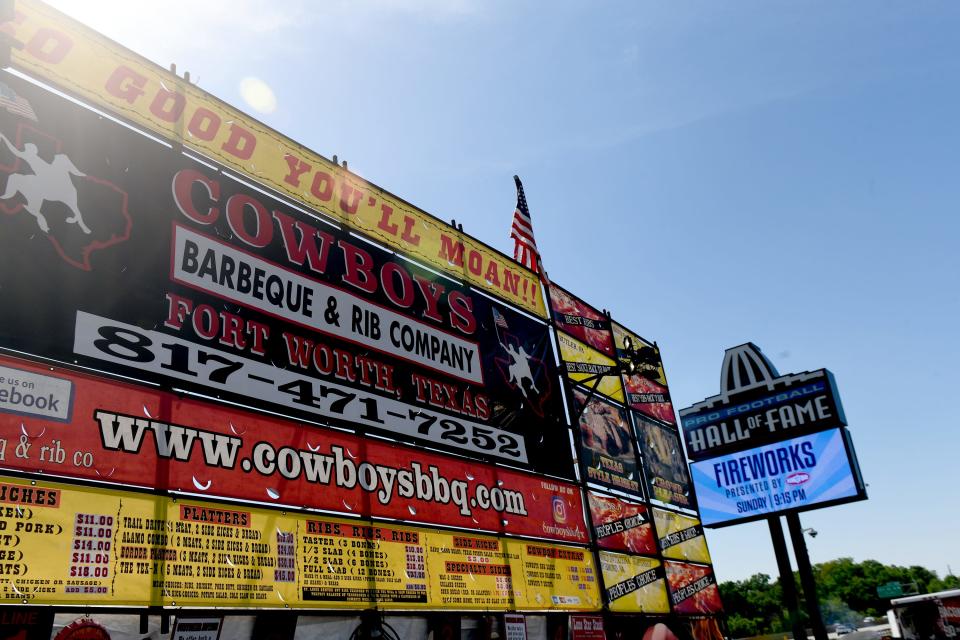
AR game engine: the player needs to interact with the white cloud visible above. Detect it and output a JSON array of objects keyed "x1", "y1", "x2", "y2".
[
  {"x1": 43, "y1": 0, "x2": 484, "y2": 86},
  {"x1": 46, "y1": 0, "x2": 307, "y2": 59}
]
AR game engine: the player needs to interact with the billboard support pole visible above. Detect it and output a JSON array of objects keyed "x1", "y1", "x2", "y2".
[
  {"x1": 769, "y1": 515, "x2": 807, "y2": 640},
  {"x1": 787, "y1": 512, "x2": 828, "y2": 640}
]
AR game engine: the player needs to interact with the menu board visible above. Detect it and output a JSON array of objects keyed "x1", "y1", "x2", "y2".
[
  {"x1": 597, "y1": 551, "x2": 669, "y2": 614},
  {"x1": 0, "y1": 475, "x2": 599, "y2": 610},
  {"x1": 573, "y1": 389, "x2": 641, "y2": 497},
  {"x1": 299, "y1": 521, "x2": 428, "y2": 606},
  {"x1": 424, "y1": 536, "x2": 600, "y2": 610},
  {"x1": 664, "y1": 562, "x2": 723, "y2": 615},
  {"x1": 586, "y1": 492, "x2": 656, "y2": 556},
  {"x1": 653, "y1": 509, "x2": 711, "y2": 564},
  {"x1": 517, "y1": 542, "x2": 599, "y2": 610}
]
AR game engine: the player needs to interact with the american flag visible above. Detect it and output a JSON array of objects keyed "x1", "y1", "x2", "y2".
[
  {"x1": 0, "y1": 82, "x2": 37, "y2": 122},
  {"x1": 492, "y1": 307, "x2": 509, "y2": 329},
  {"x1": 510, "y1": 175, "x2": 548, "y2": 283}
]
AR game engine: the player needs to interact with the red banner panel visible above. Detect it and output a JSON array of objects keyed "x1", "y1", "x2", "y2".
[
  {"x1": 0, "y1": 353, "x2": 588, "y2": 544},
  {"x1": 548, "y1": 284, "x2": 614, "y2": 357},
  {"x1": 664, "y1": 561, "x2": 723, "y2": 615},
  {"x1": 586, "y1": 491, "x2": 657, "y2": 556}
]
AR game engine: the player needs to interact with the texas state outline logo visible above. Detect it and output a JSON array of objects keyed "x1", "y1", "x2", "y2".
[{"x1": 0, "y1": 102, "x2": 133, "y2": 271}]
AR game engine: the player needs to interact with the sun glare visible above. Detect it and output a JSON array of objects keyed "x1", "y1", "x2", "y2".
[{"x1": 239, "y1": 77, "x2": 278, "y2": 115}]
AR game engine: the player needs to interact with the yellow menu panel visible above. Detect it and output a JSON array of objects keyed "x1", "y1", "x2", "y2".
[
  {"x1": 598, "y1": 551, "x2": 670, "y2": 614},
  {"x1": 653, "y1": 509, "x2": 711, "y2": 564},
  {"x1": 0, "y1": 476, "x2": 597, "y2": 611}
]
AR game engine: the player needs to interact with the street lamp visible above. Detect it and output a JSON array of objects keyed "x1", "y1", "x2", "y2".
[{"x1": 803, "y1": 528, "x2": 818, "y2": 538}]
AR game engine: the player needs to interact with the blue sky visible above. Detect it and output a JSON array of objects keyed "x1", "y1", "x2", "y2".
[{"x1": 47, "y1": 1, "x2": 960, "y2": 582}]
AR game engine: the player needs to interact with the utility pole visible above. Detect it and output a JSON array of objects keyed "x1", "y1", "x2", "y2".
[
  {"x1": 769, "y1": 516, "x2": 807, "y2": 640},
  {"x1": 787, "y1": 513, "x2": 828, "y2": 640}
]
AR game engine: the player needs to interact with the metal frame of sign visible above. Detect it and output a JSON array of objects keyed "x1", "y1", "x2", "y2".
[
  {"x1": 689, "y1": 426, "x2": 867, "y2": 529},
  {"x1": 543, "y1": 278, "x2": 723, "y2": 620}
]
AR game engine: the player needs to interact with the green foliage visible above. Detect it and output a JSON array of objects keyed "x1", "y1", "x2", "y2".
[
  {"x1": 726, "y1": 614, "x2": 762, "y2": 638},
  {"x1": 719, "y1": 559, "x2": 959, "y2": 638},
  {"x1": 719, "y1": 573, "x2": 790, "y2": 635},
  {"x1": 928, "y1": 573, "x2": 960, "y2": 593}
]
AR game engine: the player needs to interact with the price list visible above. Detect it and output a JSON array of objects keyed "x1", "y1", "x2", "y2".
[
  {"x1": 427, "y1": 535, "x2": 520, "y2": 608},
  {"x1": 69, "y1": 513, "x2": 113, "y2": 582},
  {"x1": 299, "y1": 520, "x2": 428, "y2": 605}
]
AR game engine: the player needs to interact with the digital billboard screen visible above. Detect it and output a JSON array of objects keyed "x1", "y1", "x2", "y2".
[{"x1": 690, "y1": 427, "x2": 865, "y2": 527}]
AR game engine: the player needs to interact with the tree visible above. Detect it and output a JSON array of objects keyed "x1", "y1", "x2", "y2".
[
  {"x1": 726, "y1": 614, "x2": 761, "y2": 638},
  {"x1": 720, "y1": 559, "x2": 960, "y2": 638},
  {"x1": 718, "y1": 573, "x2": 788, "y2": 634},
  {"x1": 928, "y1": 574, "x2": 960, "y2": 592}
]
